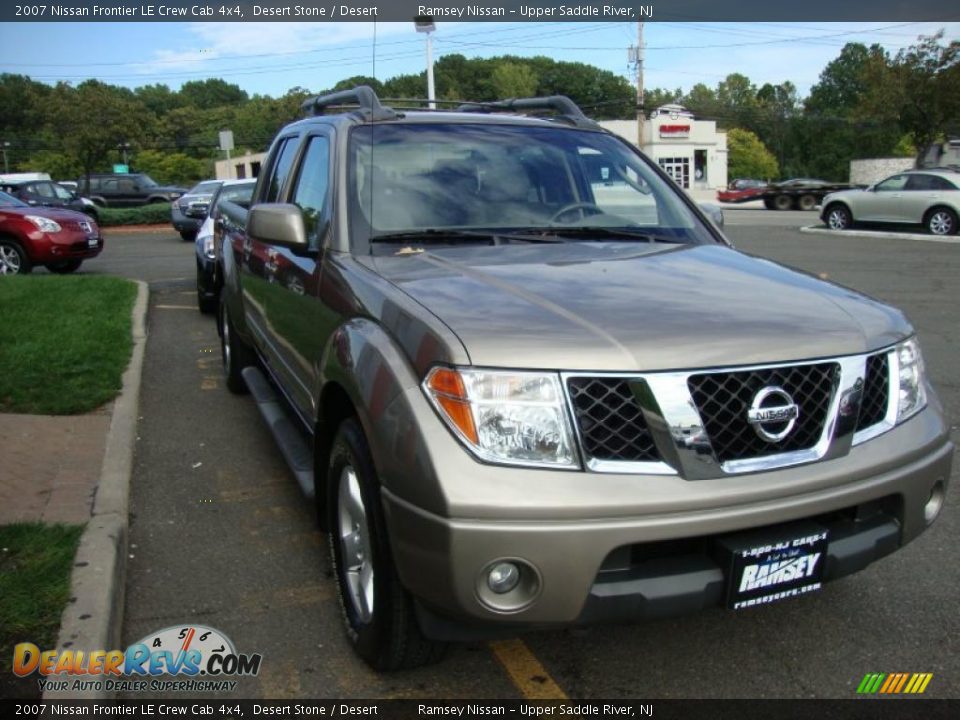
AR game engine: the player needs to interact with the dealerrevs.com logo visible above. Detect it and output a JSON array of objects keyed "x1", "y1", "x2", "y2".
[{"x1": 13, "y1": 625, "x2": 262, "y2": 693}]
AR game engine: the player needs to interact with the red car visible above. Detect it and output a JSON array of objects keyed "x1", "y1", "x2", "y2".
[
  {"x1": 0, "y1": 191, "x2": 103, "y2": 275},
  {"x1": 716, "y1": 178, "x2": 769, "y2": 203}
]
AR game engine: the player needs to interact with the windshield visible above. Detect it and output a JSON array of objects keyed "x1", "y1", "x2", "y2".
[
  {"x1": 348, "y1": 123, "x2": 717, "y2": 250},
  {"x1": 189, "y1": 180, "x2": 222, "y2": 195},
  {"x1": 0, "y1": 191, "x2": 28, "y2": 207},
  {"x1": 135, "y1": 175, "x2": 159, "y2": 188},
  {"x1": 217, "y1": 182, "x2": 255, "y2": 207},
  {"x1": 54, "y1": 184, "x2": 75, "y2": 200}
]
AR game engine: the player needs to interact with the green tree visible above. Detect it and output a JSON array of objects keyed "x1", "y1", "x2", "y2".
[
  {"x1": 491, "y1": 62, "x2": 538, "y2": 99},
  {"x1": 132, "y1": 149, "x2": 209, "y2": 185},
  {"x1": 49, "y1": 80, "x2": 152, "y2": 182},
  {"x1": 860, "y1": 32, "x2": 960, "y2": 162},
  {"x1": 178, "y1": 79, "x2": 248, "y2": 110},
  {"x1": 727, "y1": 128, "x2": 778, "y2": 180}
]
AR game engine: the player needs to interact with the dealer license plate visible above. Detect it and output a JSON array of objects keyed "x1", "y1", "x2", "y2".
[
  {"x1": 718, "y1": 523, "x2": 829, "y2": 610},
  {"x1": 88, "y1": 237, "x2": 99, "y2": 247}
]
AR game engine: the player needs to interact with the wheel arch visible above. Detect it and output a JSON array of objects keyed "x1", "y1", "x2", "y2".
[{"x1": 923, "y1": 204, "x2": 958, "y2": 234}]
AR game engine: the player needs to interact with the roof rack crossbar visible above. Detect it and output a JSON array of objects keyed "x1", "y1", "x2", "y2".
[
  {"x1": 301, "y1": 85, "x2": 398, "y2": 121},
  {"x1": 455, "y1": 95, "x2": 599, "y2": 129}
]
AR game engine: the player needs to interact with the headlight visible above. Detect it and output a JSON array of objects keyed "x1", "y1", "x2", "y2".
[
  {"x1": 895, "y1": 337, "x2": 926, "y2": 423},
  {"x1": 423, "y1": 367, "x2": 578, "y2": 468},
  {"x1": 202, "y1": 235, "x2": 215, "y2": 259},
  {"x1": 26, "y1": 215, "x2": 62, "y2": 233}
]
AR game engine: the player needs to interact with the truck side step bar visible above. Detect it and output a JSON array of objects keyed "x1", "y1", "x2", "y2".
[{"x1": 241, "y1": 366, "x2": 315, "y2": 500}]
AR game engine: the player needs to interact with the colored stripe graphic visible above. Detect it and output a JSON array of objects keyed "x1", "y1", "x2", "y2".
[{"x1": 857, "y1": 672, "x2": 932, "y2": 694}]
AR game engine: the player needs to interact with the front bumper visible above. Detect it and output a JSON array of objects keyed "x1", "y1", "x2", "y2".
[
  {"x1": 379, "y1": 390, "x2": 952, "y2": 635},
  {"x1": 29, "y1": 232, "x2": 103, "y2": 263},
  {"x1": 171, "y1": 205, "x2": 204, "y2": 233}
]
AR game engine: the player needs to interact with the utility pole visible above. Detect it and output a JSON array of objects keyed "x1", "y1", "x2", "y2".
[{"x1": 629, "y1": 22, "x2": 645, "y2": 150}]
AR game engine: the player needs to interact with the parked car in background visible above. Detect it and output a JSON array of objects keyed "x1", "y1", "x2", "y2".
[
  {"x1": 172, "y1": 179, "x2": 223, "y2": 242},
  {"x1": 0, "y1": 190, "x2": 103, "y2": 274},
  {"x1": 822, "y1": 168, "x2": 960, "y2": 236},
  {"x1": 195, "y1": 179, "x2": 256, "y2": 313},
  {"x1": 76, "y1": 173, "x2": 187, "y2": 208},
  {"x1": 0, "y1": 178, "x2": 97, "y2": 221}
]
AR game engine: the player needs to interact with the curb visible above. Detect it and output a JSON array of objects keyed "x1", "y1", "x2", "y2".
[
  {"x1": 103, "y1": 225, "x2": 171, "y2": 235},
  {"x1": 800, "y1": 225, "x2": 960, "y2": 244},
  {"x1": 43, "y1": 280, "x2": 149, "y2": 701}
]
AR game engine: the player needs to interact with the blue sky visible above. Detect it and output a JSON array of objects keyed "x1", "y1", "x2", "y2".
[{"x1": 2, "y1": 21, "x2": 957, "y2": 100}]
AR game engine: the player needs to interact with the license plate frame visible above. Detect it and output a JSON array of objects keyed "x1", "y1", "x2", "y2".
[{"x1": 717, "y1": 522, "x2": 829, "y2": 610}]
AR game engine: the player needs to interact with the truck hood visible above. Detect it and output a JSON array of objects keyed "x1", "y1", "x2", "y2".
[{"x1": 369, "y1": 243, "x2": 911, "y2": 372}]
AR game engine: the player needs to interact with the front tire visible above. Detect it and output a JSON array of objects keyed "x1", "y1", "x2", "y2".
[
  {"x1": 327, "y1": 418, "x2": 446, "y2": 671},
  {"x1": 0, "y1": 239, "x2": 32, "y2": 275},
  {"x1": 825, "y1": 204, "x2": 852, "y2": 230},
  {"x1": 220, "y1": 300, "x2": 255, "y2": 394},
  {"x1": 180, "y1": 231, "x2": 196, "y2": 242},
  {"x1": 925, "y1": 207, "x2": 957, "y2": 236}
]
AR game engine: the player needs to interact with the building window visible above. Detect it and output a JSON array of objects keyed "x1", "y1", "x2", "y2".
[
  {"x1": 235, "y1": 164, "x2": 246, "y2": 179},
  {"x1": 250, "y1": 161, "x2": 262, "y2": 178},
  {"x1": 658, "y1": 157, "x2": 690, "y2": 189}
]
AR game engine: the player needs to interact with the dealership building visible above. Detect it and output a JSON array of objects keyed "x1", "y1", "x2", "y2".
[{"x1": 600, "y1": 104, "x2": 729, "y2": 193}]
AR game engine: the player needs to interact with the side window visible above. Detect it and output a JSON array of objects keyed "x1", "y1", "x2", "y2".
[
  {"x1": 118, "y1": 179, "x2": 137, "y2": 193},
  {"x1": 906, "y1": 175, "x2": 934, "y2": 191},
  {"x1": 290, "y1": 136, "x2": 331, "y2": 245},
  {"x1": 875, "y1": 175, "x2": 908, "y2": 192},
  {"x1": 931, "y1": 176, "x2": 957, "y2": 191},
  {"x1": 34, "y1": 182, "x2": 56, "y2": 198},
  {"x1": 264, "y1": 137, "x2": 300, "y2": 203}
]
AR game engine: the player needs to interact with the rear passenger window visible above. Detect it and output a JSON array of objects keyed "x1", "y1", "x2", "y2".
[
  {"x1": 290, "y1": 136, "x2": 331, "y2": 245},
  {"x1": 264, "y1": 137, "x2": 299, "y2": 203}
]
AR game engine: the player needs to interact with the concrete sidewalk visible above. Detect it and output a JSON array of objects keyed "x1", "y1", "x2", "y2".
[{"x1": 0, "y1": 407, "x2": 111, "y2": 525}]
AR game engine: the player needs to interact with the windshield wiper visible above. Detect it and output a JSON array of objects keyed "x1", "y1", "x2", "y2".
[
  {"x1": 370, "y1": 229, "x2": 567, "y2": 245},
  {"x1": 519, "y1": 226, "x2": 688, "y2": 243}
]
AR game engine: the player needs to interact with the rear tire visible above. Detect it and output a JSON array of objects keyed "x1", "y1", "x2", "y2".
[
  {"x1": 925, "y1": 207, "x2": 957, "y2": 236},
  {"x1": 763, "y1": 198, "x2": 775, "y2": 210},
  {"x1": 327, "y1": 418, "x2": 446, "y2": 671},
  {"x1": 0, "y1": 239, "x2": 32, "y2": 275},
  {"x1": 798, "y1": 194, "x2": 817, "y2": 211},
  {"x1": 220, "y1": 299, "x2": 255, "y2": 394},
  {"x1": 773, "y1": 194, "x2": 793, "y2": 211},
  {"x1": 46, "y1": 259, "x2": 83, "y2": 274}
]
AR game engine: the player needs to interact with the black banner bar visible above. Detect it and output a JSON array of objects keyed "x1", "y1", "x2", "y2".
[
  {"x1": 2, "y1": 1, "x2": 958, "y2": 23},
  {"x1": 3, "y1": 699, "x2": 960, "y2": 720}
]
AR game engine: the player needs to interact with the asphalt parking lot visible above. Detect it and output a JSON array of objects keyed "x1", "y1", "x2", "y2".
[{"x1": 86, "y1": 213, "x2": 958, "y2": 699}]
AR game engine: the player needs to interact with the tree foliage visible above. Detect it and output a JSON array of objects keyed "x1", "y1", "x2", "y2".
[
  {"x1": 727, "y1": 128, "x2": 779, "y2": 181},
  {"x1": 2, "y1": 32, "x2": 955, "y2": 185}
]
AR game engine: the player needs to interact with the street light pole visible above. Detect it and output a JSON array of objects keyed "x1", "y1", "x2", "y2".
[
  {"x1": 414, "y1": 16, "x2": 437, "y2": 109},
  {"x1": 1, "y1": 142, "x2": 10, "y2": 174},
  {"x1": 117, "y1": 142, "x2": 130, "y2": 166}
]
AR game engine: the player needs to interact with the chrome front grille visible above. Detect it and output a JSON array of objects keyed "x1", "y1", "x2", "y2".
[
  {"x1": 687, "y1": 362, "x2": 839, "y2": 463},
  {"x1": 566, "y1": 378, "x2": 659, "y2": 463},
  {"x1": 564, "y1": 347, "x2": 897, "y2": 478}
]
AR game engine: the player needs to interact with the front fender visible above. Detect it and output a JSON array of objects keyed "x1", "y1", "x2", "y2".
[{"x1": 317, "y1": 317, "x2": 454, "y2": 516}]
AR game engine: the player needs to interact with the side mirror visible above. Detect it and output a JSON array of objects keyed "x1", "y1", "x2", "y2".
[{"x1": 248, "y1": 204, "x2": 308, "y2": 251}]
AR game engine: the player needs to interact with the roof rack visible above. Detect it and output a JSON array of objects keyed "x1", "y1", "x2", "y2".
[
  {"x1": 456, "y1": 96, "x2": 599, "y2": 130},
  {"x1": 301, "y1": 85, "x2": 399, "y2": 121}
]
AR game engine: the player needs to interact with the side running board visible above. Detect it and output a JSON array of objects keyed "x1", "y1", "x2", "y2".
[{"x1": 241, "y1": 366, "x2": 316, "y2": 500}]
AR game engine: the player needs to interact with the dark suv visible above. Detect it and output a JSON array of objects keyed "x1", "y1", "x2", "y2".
[
  {"x1": 76, "y1": 173, "x2": 187, "y2": 208},
  {"x1": 0, "y1": 179, "x2": 95, "y2": 219}
]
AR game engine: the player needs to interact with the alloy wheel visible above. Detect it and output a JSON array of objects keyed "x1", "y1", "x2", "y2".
[
  {"x1": 337, "y1": 465, "x2": 374, "y2": 623},
  {"x1": 928, "y1": 211, "x2": 954, "y2": 236},
  {"x1": 0, "y1": 245, "x2": 22, "y2": 274}
]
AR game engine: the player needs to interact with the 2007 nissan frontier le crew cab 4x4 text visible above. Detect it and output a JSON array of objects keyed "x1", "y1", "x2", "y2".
[{"x1": 216, "y1": 87, "x2": 953, "y2": 670}]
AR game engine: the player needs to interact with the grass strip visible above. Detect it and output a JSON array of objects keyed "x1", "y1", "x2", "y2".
[{"x1": 0, "y1": 276, "x2": 136, "y2": 414}]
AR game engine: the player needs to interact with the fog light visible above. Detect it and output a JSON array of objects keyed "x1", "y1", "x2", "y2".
[
  {"x1": 925, "y1": 482, "x2": 945, "y2": 525},
  {"x1": 487, "y1": 562, "x2": 520, "y2": 594}
]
